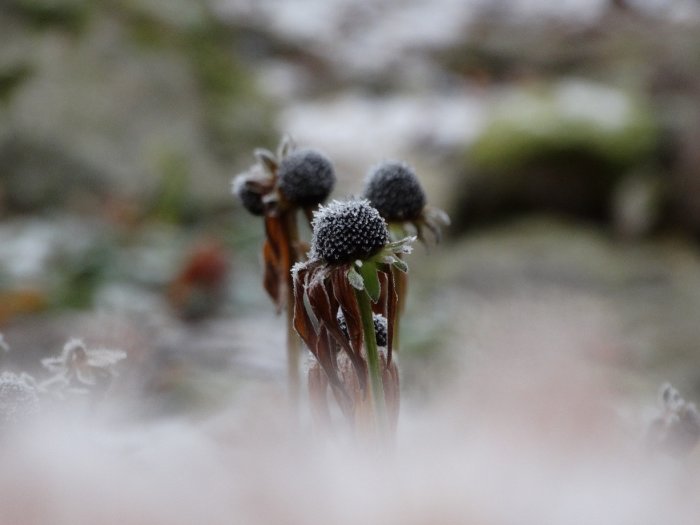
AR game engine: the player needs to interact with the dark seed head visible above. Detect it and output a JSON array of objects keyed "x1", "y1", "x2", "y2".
[
  {"x1": 232, "y1": 175, "x2": 265, "y2": 216},
  {"x1": 363, "y1": 161, "x2": 426, "y2": 221},
  {"x1": 337, "y1": 310, "x2": 388, "y2": 347},
  {"x1": 311, "y1": 199, "x2": 388, "y2": 264},
  {"x1": 277, "y1": 149, "x2": 336, "y2": 207}
]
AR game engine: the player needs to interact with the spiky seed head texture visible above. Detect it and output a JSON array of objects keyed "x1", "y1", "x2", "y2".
[
  {"x1": 277, "y1": 149, "x2": 336, "y2": 207},
  {"x1": 232, "y1": 175, "x2": 265, "y2": 216},
  {"x1": 363, "y1": 161, "x2": 426, "y2": 221},
  {"x1": 311, "y1": 199, "x2": 388, "y2": 264}
]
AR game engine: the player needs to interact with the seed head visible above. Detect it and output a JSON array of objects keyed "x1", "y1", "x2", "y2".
[
  {"x1": 363, "y1": 161, "x2": 426, "y2": 221},
  {"x1": 337, "y1": 310, "x2": 388, "y2": 347},
  {"x1": 232, "y1": 175, "x2": 265, "y2": 216},
  {"x1": 277, "y1": 149, "x2": 336, "y2": 207},
  {"x1": 311, "y1": 199, "x2": 389, "y2": 264}
]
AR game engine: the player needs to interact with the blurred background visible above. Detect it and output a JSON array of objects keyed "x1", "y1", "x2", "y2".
[{"x1": 2, "y1": 0, "x2": 700, "y2": 416}]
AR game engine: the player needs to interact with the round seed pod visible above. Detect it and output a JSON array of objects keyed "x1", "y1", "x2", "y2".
[
  {"x1": 277, "y1": 149, "x2": 336, "y2": 207},
  {"x1": 363, "y1": 161, "x2": 426, "y2": 221},
  {"x1": 311, "y1": 199, "x2": 388, "y2": 264},
  {"x1": 337, "y1": 310, "x2": 388, "y2": 347},
  {"x1": 232, "y1": 175, "x2": 265, "y2": 216}
]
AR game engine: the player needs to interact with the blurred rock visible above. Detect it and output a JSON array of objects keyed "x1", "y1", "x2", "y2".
[{"x1": 450, "y1": 80, "x2": 659, "y2": 231}]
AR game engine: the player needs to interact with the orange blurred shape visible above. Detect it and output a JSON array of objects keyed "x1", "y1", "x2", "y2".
[
  {"x1": 0, "y1": 289, "x2": 47, "y2": 325},
  {"x1": 167, "y1": 240, "x2": 229, "y2": 321}
]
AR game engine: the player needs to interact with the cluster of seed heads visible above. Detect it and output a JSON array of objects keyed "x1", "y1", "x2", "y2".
[
  {"x1": 277, "y1": 149, "x2": 336, "y2": 207},
  {"x1": 337, "y1": 310, "x2": 388, "y2": 347},
  {"x1": 311, "y1": 199, "x2": 389, "y2": 264},
  {"x1": 363, "y1": 161, "x2": 426, "y2": 221}
]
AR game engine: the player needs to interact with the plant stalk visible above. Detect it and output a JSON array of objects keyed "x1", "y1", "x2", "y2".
[
  {"x1": 283, "y1": 211, "x2": 301, "y2": 410},
  {"x1": 355, "y1": 288, "x2": 387, "y2": 434}
]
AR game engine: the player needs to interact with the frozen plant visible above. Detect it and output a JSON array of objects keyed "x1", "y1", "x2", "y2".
[
  {"x1": 232, "y1": 136, "x2": 337, "y2": 405},
  {"x1": 41, "y1": 339, "x2": 126, "y2": 398},
  {"x1": 0, "y1": 371, "x2": 40, "y2": 426},
  {"x1": 646, "y1": 383, "x2": 700, "y2": 457},
  {"x1": 363, "y1": 161, "x2": 449, "y2": 244},
  {"x1": 362, "y1": 160, "x2": 450, "y2": 348},
  {"x1": 293, "y1": 199, "x2": 413, "y2": 437}
]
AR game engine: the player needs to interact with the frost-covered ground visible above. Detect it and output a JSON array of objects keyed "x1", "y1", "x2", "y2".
[{"x1": 0, "y1": 330, "x2": 698, "y2": 525}]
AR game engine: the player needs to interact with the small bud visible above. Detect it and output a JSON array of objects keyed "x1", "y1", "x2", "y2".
[
  {"x1": 277, "y1": 149, "x2": 336, "y2": 207},
  {"x1": 232, "y1": 175, "x2": 265, "y2": 216},
  {"x1": 337, "y1": 310, "x2": 388, "y2": 347},
  {"x1": 363, "y1": 161, "x2": 426, "y2": 221},
  {"x1": 311, "y1": 199, "x2": 389, "y2": 264}
]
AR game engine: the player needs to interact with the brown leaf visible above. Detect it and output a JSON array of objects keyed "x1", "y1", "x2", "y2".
[
  {"x1": 262, "y1": 239, "x2": 282, "y2": 311},
  {"x1": 292, "y1": 265, "x2": 317, "y2": 353},
  {"x1": 262, "y1": 214, "x2": 294, "y2": 311}
]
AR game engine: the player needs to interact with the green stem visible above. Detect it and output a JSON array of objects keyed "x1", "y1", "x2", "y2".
[
  {"x1": 283, "y1": 211, "x2": 301, "y2": 411},
  {"x1": 355, "y1": 288, "x2": 387, "y2": 434}
]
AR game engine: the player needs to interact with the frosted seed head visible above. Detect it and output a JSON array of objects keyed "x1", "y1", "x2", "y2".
[
  {"x1": 311, "y1": 199, "x2": 388, "y2": 264},
  {"x1": 363, "y1": 161, "x2": 426, "y2": 221},
  {"x1": 277, "y1": 149, "x2": 336, "y2": 207},
  {"x1": 232, "y1": 174, "x2": 265, "y2": 216}
]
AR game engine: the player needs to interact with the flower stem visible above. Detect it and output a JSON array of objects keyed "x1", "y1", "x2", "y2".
[
  {"x1": 355, "y1": 288, "x2": 387, "y2": 435},
  {"x1": 283, "y1": 211, "x2": 301, "y2": 411}
]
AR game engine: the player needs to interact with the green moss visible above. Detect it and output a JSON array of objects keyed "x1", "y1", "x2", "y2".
[
  {"x1": 0, "y1": 64, "x2": 32, "y2": 104},
  {"x1": 5, "y1": 0, "x2": 91, "y2": 33},
  {"x1": 470, "y1": 82, "x2": 658, "y2": 173}
]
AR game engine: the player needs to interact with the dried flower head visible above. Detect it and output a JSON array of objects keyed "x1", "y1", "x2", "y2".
[
  {"x1": 42, "y1": 339, "x2": 126, "y2": 394},
  {"x1": 364, "y1": 161, "x2": 426, "y2": 221},
  {"x1": 0, "y1": 371, "x2": 39, "y2": 425},
  {"x1": 362, "y1": 160, "x2": 450, "y2": 245},
  {"x1": 277, "y1": 149, "x2": 336, "y2": 207},
  {"x1": 311, "y1": 199, "x2": 389, "y2": 264},
  {"x1": 338, "y1": 310, "x2": 388, "y2": 347},
  {"x1": 232, "y1": 173, "x2": 265, "y2": 216}
]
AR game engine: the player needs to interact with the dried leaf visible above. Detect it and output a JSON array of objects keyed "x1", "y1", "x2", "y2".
[
  {"x1": 346, "y1": 266, "x2": 364, "y2": 291},
  {"x1": 254, "y1": 148, "x2": 278, "y2": 174},
  {"x1": 391, "y1": 258, "x2": 408, "y2": 273}
]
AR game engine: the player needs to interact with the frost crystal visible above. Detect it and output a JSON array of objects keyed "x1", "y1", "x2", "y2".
[
  {"x1": 647, "y1": 383, "x2": 700, "y2": 456},
  {"x1": 0, "y1": 372, "x2": 39, "y2": 425},
  {"x1": 277, "y1": 149, "x2": 336, "y2": 207},
  {"x1": 311, "y1": 199, "x2": 389, "y2": 264},
  {"x1": 42, "y1": 339, "x2": 126, "y2": 393},
  {"x1": 363, "y1": 161, "x2": 426, "y2": 221}
]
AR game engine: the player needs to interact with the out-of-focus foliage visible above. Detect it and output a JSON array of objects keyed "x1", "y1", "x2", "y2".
[{"x1": 0, "y1": 0, "x2": 274, "y2": 217}]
